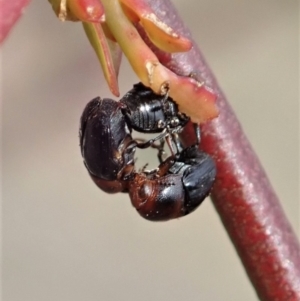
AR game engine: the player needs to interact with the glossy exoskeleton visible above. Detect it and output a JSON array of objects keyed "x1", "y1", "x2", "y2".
[
  {"x1": 121, "y1": 83, "x2": 189, "y2": 134},
  {"x1": 128, "y1": 145, "x2": 216, "y2": 221},
  {"x1": 80, "y1": 97, "x2": 134, "y2": 193},
  {"x1": 80, "y1": 83, "x2": 216, "y2": 221},
  {"x1": 80, "y1": 83, "x2": 191, "y2": 193}
]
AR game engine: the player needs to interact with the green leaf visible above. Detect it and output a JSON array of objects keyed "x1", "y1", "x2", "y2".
[{"x1": 83, "y1": 22, "x2": 120, "y2": 96}]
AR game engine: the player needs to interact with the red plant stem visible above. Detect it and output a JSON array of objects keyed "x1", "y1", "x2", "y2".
[
  {"x1": 0, "y1": 0, "x2": 31, "y2": 44},
  {"x1": 142, "y1": 1, "x2": 300, "y2": 300},
  {"x1": 3, "y1": 0, "x2": 299, "y2": 299}
]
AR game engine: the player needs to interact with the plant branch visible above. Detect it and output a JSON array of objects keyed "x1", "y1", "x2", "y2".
[{"x1": 139, "y1": 1, "x2": 300, "y2": 300}]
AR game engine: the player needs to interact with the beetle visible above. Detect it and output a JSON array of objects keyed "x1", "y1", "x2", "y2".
[
  {"x1": 80, "y1": 83, "x2": 192, "y2": 193},
  {"x1": 121, "y1": 83, "x2": 201, "y2": 152},
  {"x1": 80, "y1": 97, "x2": 134, "y2": 193},
  {"x1": 121, "y1": 82, "x2": 189, "y2": 134},
  {"x1": 128, "y1": 145, "x2": 216, "y2": 221},
  {"x1": 79, "y1": 83, "x2": 216, "y2": 221}
]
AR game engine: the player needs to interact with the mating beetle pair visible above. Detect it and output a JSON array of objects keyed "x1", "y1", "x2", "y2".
[{"x1": 80, "y1": 83, "x2": 216, "y2": 221}]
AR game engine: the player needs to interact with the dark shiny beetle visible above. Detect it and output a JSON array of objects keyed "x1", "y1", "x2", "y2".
[
  {"x1": 121, "y1": 83, "x2": 189, "y2": 133},
  {"x1": 80, "y1": 97, "x2": 134, "y2": 193},
  {"x1": 80, "y1": 83, "x2": 216, "y2": 221},
  {"x1": 80, "y1": 83, "x2": 190, "y2": 193},
  {"x1": 129, "y1": 145, "x2": 216, "y2": 221}
]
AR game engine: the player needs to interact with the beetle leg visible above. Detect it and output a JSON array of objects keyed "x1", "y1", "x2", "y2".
[
  {"x1": 165, "y1": 134, "x2": 178, "y2": 156},
  {"x1": 156, "y1": 140, "x2": 166, "y2": 163},
  {"x1": 137, "y1": 138, "x2": 166, "y2": 163},
  {"x1": 155, "y1": 152, "x2": 181, "y2": 177},
  {"x1": 171, "y1": 132, "x2": 183, "y2": 154},
  {"x1": 144, "y1": 138, "x2": 166, "y2": 163},
  {"x1": 134, "y1": 129, "x2": 168, "y2": 149},
  {"x1": 140, "y1": 163, "x2": 149, "y2": 172},
  {"x1": 193, "y1": 123, "x2": 201, "y2": 145}
]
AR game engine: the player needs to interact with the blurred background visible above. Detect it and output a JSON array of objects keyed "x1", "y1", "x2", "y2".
[{"x1": 2, "y1": 1, "x2": 299, "y2": 300}]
